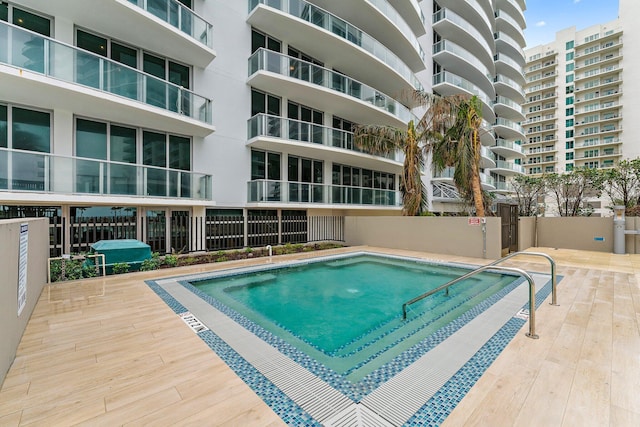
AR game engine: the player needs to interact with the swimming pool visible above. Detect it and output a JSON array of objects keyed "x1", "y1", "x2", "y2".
[
  {"x1": 192, "y1": 254, "x2": 519, "y2": 382},
  {"x1": 147, "y1": 251, "x2": 555, "y2": 426}
]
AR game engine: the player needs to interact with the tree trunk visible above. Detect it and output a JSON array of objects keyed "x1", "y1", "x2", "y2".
[{"x1": 471, "y1": 129, "x2": 485, "y2": 217}]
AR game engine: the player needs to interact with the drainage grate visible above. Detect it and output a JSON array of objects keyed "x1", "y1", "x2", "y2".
[{"x1": 323, "y1": 403, "x2": 395, "y2": 427}]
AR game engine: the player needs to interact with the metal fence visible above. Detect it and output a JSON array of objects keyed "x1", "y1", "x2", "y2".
[{"x1": 38, "y1": 214, "x2": 344, "y2": 255}]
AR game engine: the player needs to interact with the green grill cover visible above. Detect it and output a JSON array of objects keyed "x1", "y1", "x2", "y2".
[{"x1": 90, "y1": 239, "x2": 152, "y2": 271}]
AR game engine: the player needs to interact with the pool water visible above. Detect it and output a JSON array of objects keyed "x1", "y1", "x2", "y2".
[{"x1": 193, "y1": 254, "x2": 520, "y2": 381}]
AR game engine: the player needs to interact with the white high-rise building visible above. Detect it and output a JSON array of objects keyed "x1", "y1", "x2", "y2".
[
  {"x1": 0, "y1": 0, "x2": 527, "y2": 254},
  {"x1": 523, "y1": 0, "x2": 640, "y2": 177},
  {"x1": 430, "y1": 0, "x2": 527, "y2": 212}
]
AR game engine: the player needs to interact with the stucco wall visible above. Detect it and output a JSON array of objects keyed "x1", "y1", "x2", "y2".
[
  {"x1": 344, "y1": 216, "x2": 502, "y2": 259},
  {"x1": 518, "y1": 217, "x2": 537, "y2": 251},
  {"x1": 0, "y1": 218, "x2": 49, "y2": 385},
  {"x1": 536, "y1": 217, "x2": 613, "y2": 252}
]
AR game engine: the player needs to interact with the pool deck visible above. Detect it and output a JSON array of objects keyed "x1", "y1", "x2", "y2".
[{"x1": 0, "y1": 246, "x2": 639, "y2": 426}]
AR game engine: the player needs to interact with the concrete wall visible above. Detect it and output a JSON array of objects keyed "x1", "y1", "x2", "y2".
[
  {"x1": 344, "y1": 216, "x2": 502, "y2": 259},
  {"x1": 535, "y1": 217, "x2": 613, "y2": 252},
  {"x1": 0, "y1": 218, "x2": 49, "y2": 385},
  {"x1": 518, "y1": 217, "x2": 537, "y2": 251}
]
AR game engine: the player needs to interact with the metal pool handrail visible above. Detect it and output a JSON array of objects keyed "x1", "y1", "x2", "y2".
[
  {"x1": 401, "y1": 265, "x2": 539, "y2": 339},
  {"x1": 486, "y1": 251, "x2": 558, "y2": 306}
]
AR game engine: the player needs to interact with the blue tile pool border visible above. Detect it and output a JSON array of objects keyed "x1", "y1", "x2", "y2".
[
  {"x1": 146, "y1": 251, "x2": 561, "y2": 426},
  {"x1": 145, "y1": 280, "x2": 320, "y2": 427}
]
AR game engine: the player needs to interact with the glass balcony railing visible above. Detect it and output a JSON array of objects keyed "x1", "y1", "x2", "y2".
[
  {"x1": 494, "y1": 160, "x2": 524, "y2": 174},
  {"x1": 495, "y1": 117, "x2": 525, "y2": 135},
  {"x1": 433, "y1": 167, "x2": 495, "y2": 187},
  {"x1": 432, "y1": 8, "x2": 493, "y2": 58},
  {"x1": 495, "y1": 138, "x2": 524, "y2": 154},
  {"x1": 0, "y1": 148, "x2": 212, "y2": 200},
  {"x1": 247, "y1": 179, "x2": 400, "y2": 206},
  {"x1": 248, "y1": 0, "x2": 423, "y2": 90},
  {"x1": 249, "y1": 49, "x2": 412, "y2": 123},
  {"x1": 432, "y1": 40, "x2": 493, "y2": 83},
  {"x1": 495, "y1": 95, "x2": 525, "y2": 115},
  {"x1": 247, "y1": 114, "x2": 400, "y2": 161},
  {"x1": 432, "y1": 71, "x2": 494, "y2": 109},
  {"x1": 0, "y1": 21, "x2": 212, "y2": 125},
  {"x1": 127, "y1": 0, "x2": 213, "y2": 49}
]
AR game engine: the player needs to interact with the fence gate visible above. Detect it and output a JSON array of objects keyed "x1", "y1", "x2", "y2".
[{"x1": 498, "y1": 203, "x2": 518, "y2": 254}]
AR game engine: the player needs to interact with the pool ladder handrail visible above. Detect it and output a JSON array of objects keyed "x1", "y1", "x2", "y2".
[
  {"x1": 402, "y1": 265, "x2": 539, "y2": 339},
  {"x1": 486, "y1": 251, "x2": 558, "y2": 306}
]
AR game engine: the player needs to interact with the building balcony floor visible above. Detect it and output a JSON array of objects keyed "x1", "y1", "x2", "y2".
[{"x1": 0, "y1": 247, "x2": 636, "y2": 426}]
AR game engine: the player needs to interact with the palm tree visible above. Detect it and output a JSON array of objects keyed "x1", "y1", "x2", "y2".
[
  {"x1": 432, "y1": 95, "x2": 486, "y2": 217},
  {"x1": 353, "y1": 93, "x2": 453, "y2": 216}
]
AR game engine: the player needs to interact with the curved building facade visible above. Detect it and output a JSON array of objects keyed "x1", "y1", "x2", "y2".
[
  {"x1": 0, "y1": 0, "x2": 527, "y2": 255},
  {"x1": 431, "y1": 0, "x2": 527, "y2": 212}
]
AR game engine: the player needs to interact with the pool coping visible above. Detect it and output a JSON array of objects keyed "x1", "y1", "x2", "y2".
[{"x1": 146, "y1": 250, "x2": 558, "y2": 426}]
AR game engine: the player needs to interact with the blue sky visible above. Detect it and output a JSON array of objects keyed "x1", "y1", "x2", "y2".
[{"x1": 523, "y1": 0, "x2": 619, "y2": 47}]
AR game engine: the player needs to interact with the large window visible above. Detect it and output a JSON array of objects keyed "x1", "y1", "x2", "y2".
[
  {"x1": 251, "y1": 149, "x2": 281, "y2": 202},
  {"x1": 287, "y1": 101, "x2": 322, "y2": 143},
  {"x1": 74, "y1": 118, "x2": 191, "y2": 197},
  {"x1": 251, "y1": 28, "x2": 281, "y2": 53},
  {"x1": 0, "y1": 104, "x2": 51, "y2": 191},
  {"x1": 332, "y1": 164, "x2": 395, "y2": 204},
  {"x1": 288, "y1": 155, "x2": 323, "y2": 202},
  {"x1": 1, "y1": 3, "x2": 50, "y2": 35},
  {"x1": 76, "y1": 28, "x2": 191, "y2": 110},
  {"x1": 251, "y1": 89, "x2": 280, "y2": 116}
]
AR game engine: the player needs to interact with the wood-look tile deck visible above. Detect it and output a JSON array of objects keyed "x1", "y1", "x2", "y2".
[{"x1": 1, "y1": 247, "x2": 638, "y2": 426}]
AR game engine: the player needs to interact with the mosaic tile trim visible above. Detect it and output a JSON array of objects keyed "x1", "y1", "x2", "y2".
[
  {"x1": 145, "y1": 280, "x2": 320, "y2": 427},
  {"x1": 173, "y1": 254, "x2": 531, "y2": 400},
  {"x1": 404, "y1": 273, "x2": 558, "y2": 426},
  {"x1": 147, "y1": 254, "x2": 562, "y2": 427}
]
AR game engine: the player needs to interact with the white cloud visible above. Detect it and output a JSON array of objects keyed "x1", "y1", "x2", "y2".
[
  {"x1": 536, "y1": 21, "x2": 546, "y2": 27},
  {"x1": 574, "y1": 0, "x2": 582, "y2": 3}
]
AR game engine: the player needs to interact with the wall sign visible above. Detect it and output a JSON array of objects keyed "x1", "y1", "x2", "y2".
[{"x1": 17, "y1": 223, "x2": 28, "y2": 316}]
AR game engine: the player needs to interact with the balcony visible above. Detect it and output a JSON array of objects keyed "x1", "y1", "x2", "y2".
[
  {"x1": 432, "y1": 167, "x2": 496, "y2": 190},
  {"x1": 16, "y1": 0, "x2": 215, "y2": 67},
  {"x1": 432, "y1": 71, "x2": 496, "y2": 123},
  {"x1": 496, "y1": 0, "x2": 526, "y2": 29},
  {"x1": 494, "y1": 95, "x2": 525, "y2": 122},
  {"x1": 247, "y1": 180, "x2": 401, "y2": 207},
  {"x1": 494, "y1": 52, "x2": 524, "y2": 84},
  {"x1": 493, "y1": 181, "x2": 514, "y2": 192},
  {"x1": 0, "y1": 148, "x2": 212, "y2": 203},
  {"x1": 307, "y1": 0, "x2": 426, "y2": 67},
  {"x1": 435, "y1": 0, "x2": 494, "y2": 46},
  {"x1": 480, "y1": 146, "x2": 497, "y2": 168},
  {"x1": 575, "y1": 88, "x2": 622, "y2": 104},
  {"x1": 494, "y1": 74, "x2": 525, "y2": 103},
  {"x1": 575, "y1": 138, "x2": 622, "y2": 149},
  {"x1": 495, "y1": 10, "x2": 525, "y2": 47},
  {"x1": 0, "y1": 22, "x2": 214, "y2": 137},
  {"x1": 491, "y1": 160, "x2": 524, "y2": 176},
  {"x1": 432, "y1": 8, "x2": 494, "y2": 69},
  {"x1": 247, "y1": 0, "x2": 423, "y2": 98},
  {"x1": 248, "y1": 49, "x2": 412, "y2": 128},
  {"x1": 494, "y1": 32, "x2": 525, "y2": 65},
  {"x1": 576, "y1": 64, "x2": 620, "y2": 81},
  {"x1": 491, "y1": 138, "x2": 525, "y2": 158},
  {"x1": 432, "y1": 40, "x2": 494, "y2": 97},
  {"x1": 246, "y1": 114, "x2": 402, "y2": 165},
  {"x1": 494, "y1": 117, "x2": 526, "y2": 140}
]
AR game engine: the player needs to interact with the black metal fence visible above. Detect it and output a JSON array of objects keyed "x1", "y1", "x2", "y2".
[{"x1": 39, "y1": 214, "x2": 344, "y2": 255}]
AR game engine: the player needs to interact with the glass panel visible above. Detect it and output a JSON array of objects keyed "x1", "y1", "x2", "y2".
[
  {"x1": 13, "y1": 7, "x2": 50, "y2": 36},
  {"x1": 11, "y1": 150, "x2": 46, "y2": 191},
  {"x1": 251, "y1": 149, "x2": 265, "y2": 180},
  {"x1": 267, "y1": 152, "x2": 280, "y2": 180},
  {"x1": 0, "y1": 3, "x2": 8, "y2": 22},
  {"x1": 75, "y1": 119, "x2": 106, "y2": 194},
  {"x1": 169, "y1": 135, "x2": 190, "y2": 197},
  {"x1": 144, "y1": 53, "x2": 167, "y2": 108},
  {"x1": 75, "y1": 119, "x2": 107, "y2": 159},
  {"x1": 0, "y1": 104, "x2": 6, "y2": 189},
  {"x1": 110, "y1": 125, "x2": 137, "y2": 195},
  {"x1": 0, "y1": 104, "x2": 6, "y2": 148},
  {"x1": 147, "y1": 0, "x2": 169, "y2": 21},
  {"x1": 251, "y1": 30, "x2": 265, "y2": 53},
  {"x1": 169, "y1": 61, "x2": 190, "y2": 115},
  {"x1": 267, "y1": 94, "x2": 280, "y2": 116},
  {"x1": 109, "y1": 42, "x2": 138, "y2": 99},
  {"x1": 288, "y1": 155, "x2": 299, "y2": 202},
  {"x1": 12, "y1": 107, "x2": 50, "y2": 152},
  {"x1": 143, "y1": 131, "x2": 166, "y2": 196}
]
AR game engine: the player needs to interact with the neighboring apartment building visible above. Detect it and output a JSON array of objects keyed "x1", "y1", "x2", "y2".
[
  {"x1": 430, "y1": 0, "x2": 527, "y2": 213},
  {"x1": 522, "y1": 0, "x2": 640, "y2": 193},
  {"x1": 0, "y1": 0, "x2": 527, "y2": 255}
]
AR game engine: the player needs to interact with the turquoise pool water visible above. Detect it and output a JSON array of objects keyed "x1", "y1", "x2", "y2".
[{"x1": 193, "y1": 254, "x2": 519, "y2": 381}]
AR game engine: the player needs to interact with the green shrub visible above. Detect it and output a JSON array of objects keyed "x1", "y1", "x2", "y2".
[
  {"x1": 163, "y1": 254, "x2": 178, "y2": 267},
  {"x1": 112, "y1": 262, "x2": 130, "y2": 274},
  {"x1": 140, "y1": 258, "x2": 159, "y2": 271}
]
